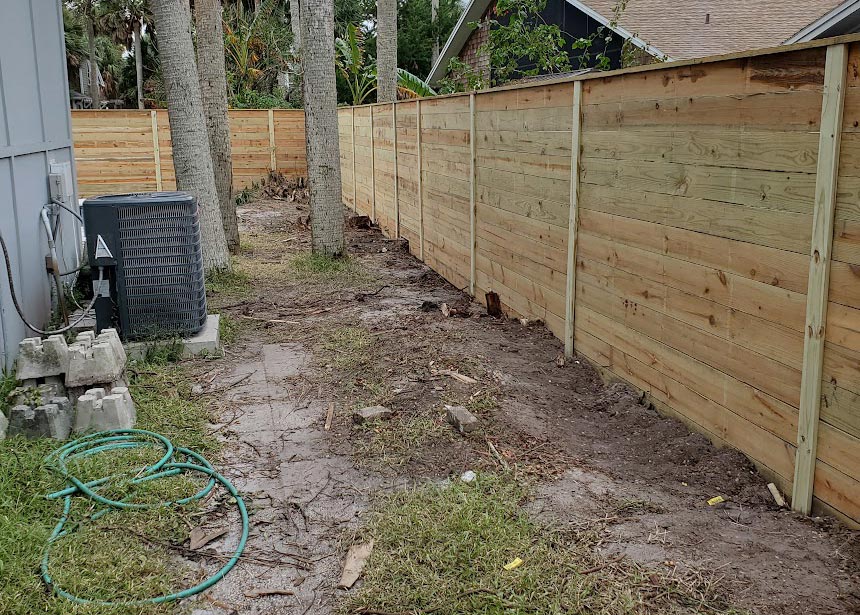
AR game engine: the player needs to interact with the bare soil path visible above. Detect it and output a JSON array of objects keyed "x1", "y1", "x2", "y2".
[{"x1": 187, "y1": 197, "x2": 859, "y2": 615}]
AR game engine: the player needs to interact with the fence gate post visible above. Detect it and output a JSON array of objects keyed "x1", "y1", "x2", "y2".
[
  {"x1": 393, "y1": 102, "x2": 400, "y2": 238},
  {"x1": 564, "y1": 80, "x2": 584, "y2": 358},
  {"x1": 370, "y1": 106, "x2": 376, "y2": 223},
  {"x1": 268, "y1": 109, "x2": 276, "y2": 171},
  {"x1": 417, "y1": 99, "x2": 424, "y2": 261},
  {"x1": 469, "y1": 92, "x2": 477, "y2": 296},
  {"x1": 792, "y1": 43, "x2": 849, "y2": 515},
  {"x1": 352, "y1": 107, "x2": 357, "y2": 212}
]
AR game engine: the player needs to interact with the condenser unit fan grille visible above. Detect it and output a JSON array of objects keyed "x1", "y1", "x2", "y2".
[{"x1": 115, "y1": 199, "x2": 207, "y2": 338}]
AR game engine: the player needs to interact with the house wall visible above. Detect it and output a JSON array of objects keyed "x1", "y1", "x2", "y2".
[
  {"x1": 0, "y1": 0, "x2": 81, "y2": 369},
  {"x1": 458, "y1": 2, "x2": 494, "y2": 82},
  {"x1": 337, "y1": 38, "x2": 860, "y2": 527}
]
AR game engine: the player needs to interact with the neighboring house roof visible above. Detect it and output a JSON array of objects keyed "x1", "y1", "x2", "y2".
[
  {"x1": 785, "y1": 0, "x2": 860, "y2": 43},
  {"x1": 427, "y1": 0, "x2": 667, "y2": 83},
  {"x1": 585, "y1": 0, "x2": 845, "y2": 59},
  {"x1": 429, "y1": 0, "x2": 855, "y2": 84}
]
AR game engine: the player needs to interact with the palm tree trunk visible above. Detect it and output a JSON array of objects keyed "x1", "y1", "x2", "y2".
[
  {"x1": 431, "y1": 0, "x2": 439, "y2": 65},
  {"x1": 86, "y1": 17, "x2": 101, "y2": 108},
  {"x1": 289, "y1": 0, "x2": 301, "y2": 51},
  {"x1": 150, "y1": 0, "x2": 230, "y2": 272},
  {"x1": 376, "y1": 0, "x2": 398, "y2": 103},
  {"x1": 133, "y1": 19, "x2": 144, "y2": 109},
  {"x1": 301, "y1": 0, "x2": 344, "y2": 256},
  {"x1": 195, "y1": 0, "x2": 239, "y2": 254}
]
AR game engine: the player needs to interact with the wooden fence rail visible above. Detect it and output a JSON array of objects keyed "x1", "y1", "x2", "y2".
[
  {"x1": 336, "y1": 35, "x2": 860, "y2": 528},
  {"x1": 71, "y1": 109, "x2": 307, "y2": 197}
]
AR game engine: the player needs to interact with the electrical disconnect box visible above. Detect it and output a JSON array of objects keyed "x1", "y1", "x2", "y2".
[{"x1": 48, "y1": 161, "x2": 74, "y2": 205}]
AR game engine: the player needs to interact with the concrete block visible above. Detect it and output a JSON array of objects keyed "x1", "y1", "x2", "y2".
[
  {"x1": 0, "y1": 411, "x2": 8, "y2": 440},
  {"x1": 66, "y1": 329, "x2": 126, "y2": 387},
  {"x1": 9, "y1": 405, "x2": 49, "y2": 437},
  {"x1": 16, "y1": 335, "x2": 69, "y2": 380},
  {"x1": 43, "y1": 401, "x2": 72, "y2": 440},
  {"x1": 10, "y1": 381, "x2": 64, "y2": 408},
  {"x1": 446, "y1": 405, "x2": 479, "y2": 434},
  {"x1": 352, "y1": 405, "x2": 393, "y2": 424},
  {"x1": 74, "y1": 394, "x2": 98, "y2": 433},
  {"x1": 124, "y1": 315, "x2": 221, "y2": 360},
  {"x1": 85, "y1": 387, "x2": 106, "y2": 400},
  {"x1": 110, "y1": 386, "x2": 136, "y2": 422},
  {"x1": 7, "y1": 401, "x2": 72, "y2": 440},
  {"x1": 74, "y1": 387, "x2": 135, "y2": 434}
]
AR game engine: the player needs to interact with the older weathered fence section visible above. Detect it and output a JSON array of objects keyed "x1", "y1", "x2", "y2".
[
  {"x1": 338, "y1": 36, "x2": 860, "y2": 527},
  {"x1": 71, "y1": 109, "x2": 306, "y2": 196}
]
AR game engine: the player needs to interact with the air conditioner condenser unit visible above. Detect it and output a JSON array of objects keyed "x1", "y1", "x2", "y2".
[{"x1": 82, "y1": 191, "x2": 208, "y2": 341}]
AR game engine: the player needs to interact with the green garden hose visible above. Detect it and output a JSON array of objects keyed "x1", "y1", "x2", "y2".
[{"x1": 41, "y1": 429, "x2": 248, "y2": 606}]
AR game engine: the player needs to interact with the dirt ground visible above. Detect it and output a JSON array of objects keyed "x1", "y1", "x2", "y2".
[{"x1": 185, "y1": 196, "x2": 860, "y2": 615}]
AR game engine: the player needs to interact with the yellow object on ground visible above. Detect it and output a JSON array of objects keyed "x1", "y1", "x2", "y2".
[{"x1": 503, "y1": 557, "x2": 523, "y2": 570}]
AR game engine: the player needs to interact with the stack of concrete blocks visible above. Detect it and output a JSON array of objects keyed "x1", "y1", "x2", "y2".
[{"x1": 3, "y1": 329, "x2": 135, "y2": 440}]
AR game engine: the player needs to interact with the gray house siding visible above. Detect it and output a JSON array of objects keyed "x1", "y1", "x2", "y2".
[{"x1": 0, "y1": 0, "x2": 81, "y2": 369}]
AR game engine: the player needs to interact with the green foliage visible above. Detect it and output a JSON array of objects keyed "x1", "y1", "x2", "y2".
[
  {"x1": 469, "y1": 0, "x2": 647, "y2": 87},
  {"x1": 479, "y1": 0, "x2": 572, "y2": 85},
  {"x1": 397, "y1": 0, "x2": 463, "y2": 78},
  {"x1": 231, "y1": 87, "x2": 292, "y2": 109},
  {"x1": 438, "y1": 57, "x2": 488, "y2": 94},
  {"x1": 223, "y1": 0, "x2": 292, "y2": 107},
  {"x1": 336, "y1": 23, "x2": 437, "y2": 104},
  {"x1": 336, "y1": 23, "x2": 376, "y2": 105},
  {"x1": 397, "y1": 68, "x2": 437, "y2": 98}
]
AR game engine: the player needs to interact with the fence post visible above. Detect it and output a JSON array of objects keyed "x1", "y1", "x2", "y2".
[
  {"x1": 564, "y1": 80, "x2": 584, "y2": 358},
  {"x1": 352, "y1": 107, "x2": 357, "y2": 212},
  {"x1": 268, "y1": 109, "x2": 277, "y2": 171},
  {"x1": 150, "y1": 110, "x2": 163, "y2": 191},
  {"x1": 792, "y1": 43, "x2": 849, "y2": 515},
  {"x1": 417, "y1": 99, "x2": 424, "y2": 261},
  {"x1": 370, "y1": 106, "x2": 376, "y2": 223},
  {"x1": 393, "y1": 102, "x2": 400, "y2": 238},
  {"x1": 469, "y1": 92, "x2": 477, "y2": 296}
]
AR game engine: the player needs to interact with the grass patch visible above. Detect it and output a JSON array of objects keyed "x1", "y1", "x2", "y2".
[
  {"x1": 346, "y1": 474, "x2": 746, "y2": 615},
  {"x1": 352, "y1": 414, "x2": 448, "y2": 467},
  {"x1": 322, "y1": 325, "x2": 374, "y2": 371},
  {"x1": 0, "y1": 355, "x2": 218, "y2": 615},
  {"x1": 291, "y1": 253, "x2": 374, "y2": 286},
  {"x1": 206, "y1": 267, "x2": 251, "y2": 298},
  {"x1": 218, "y1": 312, "x2": 243, "y2": 346}
]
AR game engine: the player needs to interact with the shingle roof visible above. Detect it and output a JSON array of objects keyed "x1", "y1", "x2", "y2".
[{"x1": 586, "y1": 0, "x2": 845, "y2": 60}]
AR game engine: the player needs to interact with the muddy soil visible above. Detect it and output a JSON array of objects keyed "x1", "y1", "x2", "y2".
[{"x1": 187, "y1": 198, "x2": 859, "y2": 615}]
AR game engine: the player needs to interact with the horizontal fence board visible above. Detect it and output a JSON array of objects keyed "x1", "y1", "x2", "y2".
[{"x1": 72, "y1": 109, "x2": 306, "y2": 196}]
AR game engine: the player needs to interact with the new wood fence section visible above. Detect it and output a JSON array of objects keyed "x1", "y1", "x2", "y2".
[
  {"x1": 338, "y1": 36, "x2": 860, "y2": 527},
  {"x1": 71, "y1": 109, "x2": 306, "y2": 197}
]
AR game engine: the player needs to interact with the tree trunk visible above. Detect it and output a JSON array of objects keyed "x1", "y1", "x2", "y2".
[
  {"x1": 301, "y1": 0, "x2": 344, "y2": 257},
  {"x1": 431, "y1": 0, "x2": 439, "y2": 65},
  {"x1": 150, "y1": 0, "x2": 231, "y2": 272},
  {"x1": 134, "y1": 19, "x2": 145, "y2": 109},
  {"x1": 376, "y1": 0, "x2": 398, "y2": 103},
  {"x1": 289, "y1": 0, "x2": 301, "y2": 52},
  {"x1": 86, "y1": 17, "x2": 101, "y2": 109},
  {"x1": 195, "y1": 0, "x2": 239, "y2": 254}
]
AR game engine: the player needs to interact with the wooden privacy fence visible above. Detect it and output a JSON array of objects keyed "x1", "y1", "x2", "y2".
[
  {"x1": 71, "y1": 109, "x2": 307, "y2": 197},
  {"x1": 338, "y1": 35, "x2": 860, "y2": 527}
]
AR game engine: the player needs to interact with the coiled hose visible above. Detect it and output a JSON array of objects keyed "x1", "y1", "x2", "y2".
[{"x1": 42, "y1": 429, "x2": 248, "y2": 606}]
